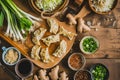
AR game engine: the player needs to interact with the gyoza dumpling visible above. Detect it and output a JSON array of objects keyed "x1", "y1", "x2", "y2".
[
  {"x1": 53, "y1": 40, "x2": 67, "y2": 57},
  {"x1": 47, "y1": 18, "x2": 59, "y2": 34},
  {"x1": 31, "y1": 45, "x2": 41, "y2": 60},
  {"x1": 40, "y1": 48, "x2": 53, "y2": 63},
  {"x1": 59, "y1": 26, "x2": 77, "y2": 40},
  {"x1": 32, "y1": 28, "x2": 47, "y2": 45},
  {"x1": 42, "y1": 34, "x2": 60, "y2": 46},
  {"x1": 32, "y1": 37, "x2": 40, "y2": 45}
]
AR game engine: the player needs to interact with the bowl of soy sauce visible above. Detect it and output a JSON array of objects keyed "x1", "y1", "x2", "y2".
[{"x1": 15, "y1": 58, "x2": 33, "y2": 79}]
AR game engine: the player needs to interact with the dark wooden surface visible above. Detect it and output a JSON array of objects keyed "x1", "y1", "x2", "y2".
[{"x1": 0, "y1": 0, "x2": 120, "y2": 80}]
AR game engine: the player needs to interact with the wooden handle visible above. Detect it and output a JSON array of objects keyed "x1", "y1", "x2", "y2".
[{"x1": 75, "y1": 5, "x2": 91, "y2": 19}]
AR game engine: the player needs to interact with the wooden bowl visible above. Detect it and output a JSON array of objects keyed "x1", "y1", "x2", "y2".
[
  {"x1": 29, "y1": 0, "x2": 69, "y2": 16},
  {"x1": 88, "y1": 0, "x2": 118, "y2": 14}
]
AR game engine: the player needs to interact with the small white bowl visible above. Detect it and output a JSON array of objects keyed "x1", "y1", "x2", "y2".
[
  {"x1": 2, "y1": 47, "x2": 21, "y2": 66},
  {"x1": 68, "y1": 53, "x2": 86, "y2": 71}
]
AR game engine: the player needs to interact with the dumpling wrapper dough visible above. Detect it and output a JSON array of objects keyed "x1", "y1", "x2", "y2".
[
  {"x1": 31, "y1": 45, "x2": 41, "y2": 60},
  {"x1": 32, "y1": 37, "x2": 41, "y2": 45},
  {"x1": 59, "y1": 26, "x2": 77, "y2": 40},
  {"x1": 32, "y1": 28, "x2": 47, "y2": 45},
  {"x1": 53, "y1": 40, "x2": 67, "y2": 57},
  {"x1": 47, "y1": 18, "x2": 59, "y2": 34},
  {"x1": 40, "y1": 48, "x2": 53, "y2": 63},
  {"x1": 42, "y1": 34, "x2": 60, "y2": 46}
]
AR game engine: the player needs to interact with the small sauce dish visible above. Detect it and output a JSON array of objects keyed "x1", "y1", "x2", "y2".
[
  {"x1": 68, "y1": 53, "x2": 86, "y2": 71},
  {"x1": 74, "y1": 70, "x2": 92, "y2": 80},
  {"x1": 2, "y1": 46, "x2": 21, "y2": 66},
  {"x1": 15, "y1": 58, "x2": 33, "y2": 80}
]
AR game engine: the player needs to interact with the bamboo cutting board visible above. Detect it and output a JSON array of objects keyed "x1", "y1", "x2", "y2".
[
  {"x1": 0, "y1": 0, "x2": 90, "y2": 68},
  {"x1": 0, "y1": 20, "x2": 76, "y2": 69}
]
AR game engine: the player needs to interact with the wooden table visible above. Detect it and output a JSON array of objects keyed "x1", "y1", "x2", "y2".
[{"x1": 0, "y1": 0, "x2": 120, "y2": 80}]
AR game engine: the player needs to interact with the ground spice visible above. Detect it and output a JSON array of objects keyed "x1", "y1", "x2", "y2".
[
  {"x1": 75, "y1": 70, "x2": 91, "y2": 80},
  {"x1": 69, "y1": 54, "x2": 83, "y2": 69}
]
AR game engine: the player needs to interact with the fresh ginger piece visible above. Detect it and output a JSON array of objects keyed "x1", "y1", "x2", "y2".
[
  {"x1": 38, "y1": 69, "x2": 49, "y2": 80},
  {"x1": 59, "y1": 72, "x2": 69, "y2": 80},
  {"x1": 49, "y1": 65, "x2": 59, "y2": 80},
  {"x1": 77, "y1": 18, "x2": 91, "y2": 33},
  {"x1": 33, "y1": 75, "x2": 39, "y2": 80},
  {"x1": 66, "y1": 13, "x2": 77, "y2": 25}
]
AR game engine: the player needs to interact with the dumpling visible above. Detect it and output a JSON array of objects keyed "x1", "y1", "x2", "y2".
[
  {"x1": 32, "y1": 37, "x2": 41, "y2": 45},
  {"x1": 32, "y1": 28, "x2": 47, "y2": 45},
  {"x1": 42, "y1": 34, "x2": 60, "y2": 46},
  {"x1": 31, "y1": 45, "x2": 41, "y2": 60},
  {"x1": 53, "y1": 40, "x2": 67, "y2": 57},
  {"x1": 47, "y1": 18, "x2": 59, "y2": 34},
  {"x1": 40, "y1": 48, "x2": 53, "y2": 63},
  {"x1": 59, "y1": 26, "x2": 77, "y2": 40}
]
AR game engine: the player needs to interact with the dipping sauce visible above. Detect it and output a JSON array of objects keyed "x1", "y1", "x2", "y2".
[
  {"x1": 74, "y1": 70, "x2": 92, "y2": 80},
  {"x1": 5, "y1": 49, "x2": 18, "y2": 64},
  {"x1": 68, "y1": 53, "x2": 86, "y2": 71},
  {"x1": 15, "y1": 58, "x2": 33, "y2": 78},
  {"x1": 18, "y1": 60, "x2": 32, "y2": 76}
]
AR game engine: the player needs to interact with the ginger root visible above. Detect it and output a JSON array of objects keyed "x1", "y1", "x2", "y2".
[
  {"x1": 38, "y1": 69, "x2": 49, "y2": 80},
  {"x1": 33, "y1": 65, "x2": 69, "y2": 80},
  {"x1": 33, "y1": 75, "x2": 39, "y2": 80},
  {"x1": 59, "y1": 72, "x2": 69, "y2": 80},
  {"x1": 49, "y1": 65, "x2": 59, "y2": 80},
  {"x1": 77, "y1": 18, "x2": 90, "y2": 33},
  {"x1": 66, "y1": 13, "x2": 77, "y2": 25}
]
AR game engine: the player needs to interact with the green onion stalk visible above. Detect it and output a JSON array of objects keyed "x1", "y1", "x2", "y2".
[{"x1": 0, "y1": 0, "x2": 42, "y2": 42}]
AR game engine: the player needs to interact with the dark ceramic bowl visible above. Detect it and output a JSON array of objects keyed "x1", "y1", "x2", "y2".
[
  {"x1": 74, "y1": 70, "x2": 92, "y2": 80},
  {"x1": 90, "y1": 63, "x2": 109, "y2": 80}
]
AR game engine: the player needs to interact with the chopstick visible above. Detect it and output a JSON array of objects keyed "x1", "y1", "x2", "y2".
[{"x1": 0, "y1": 62, "x2": 21, "y2": 80}]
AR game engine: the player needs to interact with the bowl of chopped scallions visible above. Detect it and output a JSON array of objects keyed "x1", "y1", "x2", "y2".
[
  {"x1": 79, "y1": 36, "x2": 99, "y2": 54},
  {"x1": 29, "y1": 0, "x2": 69, "y2": 16},
  {"x1": 90, "y1": 63, "x2": 109, "y2": 80}
]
